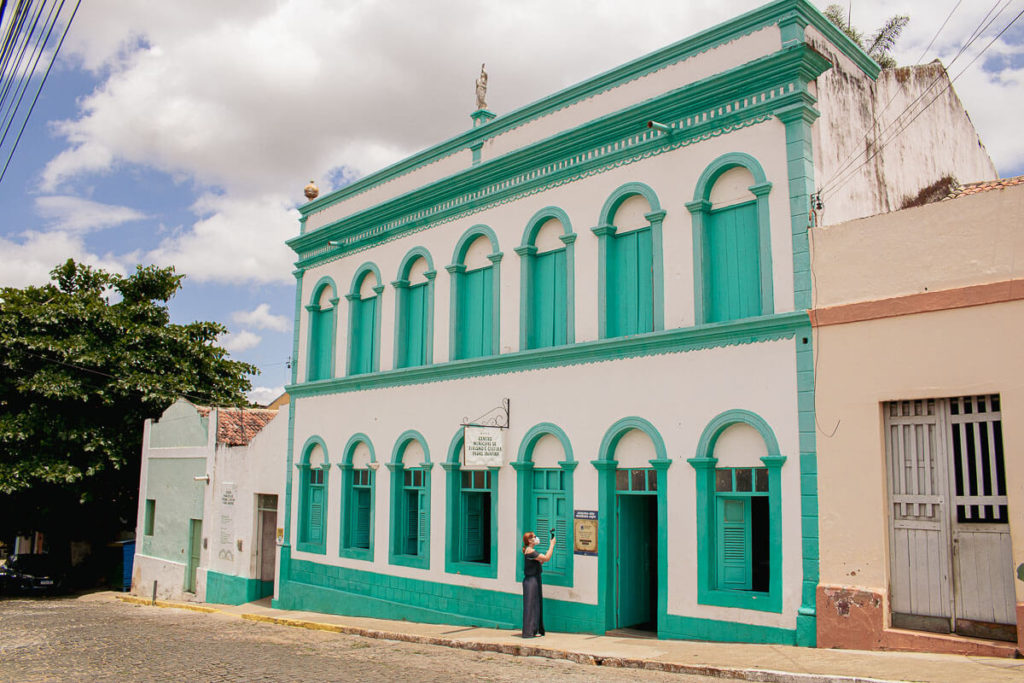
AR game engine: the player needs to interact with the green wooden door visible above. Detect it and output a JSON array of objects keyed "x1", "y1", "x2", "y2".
[
  {"x1": 185, "y1": 518, "x2": 202, "y2": 593},
  {"x1": 717, "y1": 497, "x2": 752, "y2": 590},
  {"x1": 616, "y1": 496, "x2": 653, "y2": 628},
  {"x1": 705, "y1": 202, "x2": 760, "y2": 323}
]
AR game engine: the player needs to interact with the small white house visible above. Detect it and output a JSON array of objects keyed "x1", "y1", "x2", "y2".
[{"x1": 132, "y1": 399, "x2": 286, "y2": 604}]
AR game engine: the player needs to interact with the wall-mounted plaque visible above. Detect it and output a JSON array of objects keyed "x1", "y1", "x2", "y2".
[
  {"x1": 574, "y1": 510, "x2": 598, "y2": 556},
  {"x1": 463, "y1": 425, "x2": 504, "y2": 468}
]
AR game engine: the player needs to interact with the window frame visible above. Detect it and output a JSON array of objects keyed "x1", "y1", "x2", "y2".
[
  {"x1": 516, "y1": 207, "x2": 576, "y2": 351},
  {"x1": 388, "y1": 431, "x2": 432, "y2": 570},
  {"x1": 338, "y1": 434, "x2": 376, "y2": 561},
  {"x1": 444, "y1": 431, "x2": 498, "y2": 578},
  {"x1": 447, "y1": 226, "x2": 502, "y2": 361},
  {"x1": 346, "y1": 264, "x2": 383, "y2": 376},
  {"x1": 296, "y1": 437, "x2": 330, "y2": 555},
  {"x1": 305, "y1": 278, "x2": 338, "y2": 383},
  {"x1": 392, "y1": 248, "x2": 436, "y2": 369}
]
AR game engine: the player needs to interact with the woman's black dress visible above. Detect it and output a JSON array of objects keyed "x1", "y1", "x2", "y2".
[{"x1": 522, "y1": 550, "x2": 545, "y2": 637}]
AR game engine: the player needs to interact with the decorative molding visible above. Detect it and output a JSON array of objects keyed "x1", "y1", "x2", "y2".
[{"x1": 287, "y1": 312, "x2": 806, "y2": 399}]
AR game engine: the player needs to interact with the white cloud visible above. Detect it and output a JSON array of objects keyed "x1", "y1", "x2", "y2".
[
  {"x1": 233, "y1": 303, "x2": 289, "y2": 332},
  {"x1": 246, "y1": 385, "x2": 286, "y2": 406},
  {"x1": 35, "y1": 195, "x2": 147, "y2": 232},
  {"x1": 0, "y1": 230, "x2": 126, "y2": 289},
  {"x1": 220, "y1": 329, "x2": 262, "y2": 353},
  {"x1": 143, "y1": 193, "x2": 298, "y2": 285}
]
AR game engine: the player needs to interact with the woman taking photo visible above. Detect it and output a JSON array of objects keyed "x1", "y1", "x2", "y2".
[{"x1": 521, "y1": 530, "x2": 556, "y2": 638}]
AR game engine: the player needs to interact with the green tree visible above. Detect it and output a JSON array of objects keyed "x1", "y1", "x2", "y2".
[
  {"x1": 0, "y1": 260, "x2": 256, "y2": 553},
  {"x1": 824, "y1": 4, "x2": 909, "y2": 69}
]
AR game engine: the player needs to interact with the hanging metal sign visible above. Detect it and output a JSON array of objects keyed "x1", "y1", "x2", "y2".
[{"x1": 463, "y1": 426, "x2": 504, "y2": 468}]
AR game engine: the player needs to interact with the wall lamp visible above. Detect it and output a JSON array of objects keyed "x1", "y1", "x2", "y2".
[
  {"x1": 194, "y1": 474, "x2": 210, "y2": 484},
  {"x1": 327, "y1": 240, "x2": 342, "y2": 247},
  {"x1": 647, "y1": 121, "x2": 673, "y2": 134}
]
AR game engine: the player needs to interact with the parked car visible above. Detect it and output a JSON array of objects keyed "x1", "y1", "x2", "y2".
[{"x1": 0, "y1": 554, "x2": 68, "y2": 595}]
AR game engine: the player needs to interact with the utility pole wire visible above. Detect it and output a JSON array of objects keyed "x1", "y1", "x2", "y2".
[{"x1": 0, "y1": 0, "x2": 79, "y2": 187}]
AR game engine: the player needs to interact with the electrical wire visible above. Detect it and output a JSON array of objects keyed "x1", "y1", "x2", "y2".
[
  {"x1": 0, "y1": 0, "x2": 79, "y2": 187},
  {"x1": 817, "y1": 0, "x2": 1014, "y2": 199},
  {"x1": 819, "y1": 3, "x2": 1023, "y2": 202},
  {"x1": 0, "y1": 0, "x2": 62, "y2": 152}
]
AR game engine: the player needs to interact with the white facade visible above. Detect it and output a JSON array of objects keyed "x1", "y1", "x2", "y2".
[{"x1": 276, "y1": 0, "x2": 995, "y2": 646}]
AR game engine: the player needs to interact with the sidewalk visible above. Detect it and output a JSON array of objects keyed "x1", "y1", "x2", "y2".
[{"x1": 113, "y1": 593, "x2": 1023, "y2": 683}]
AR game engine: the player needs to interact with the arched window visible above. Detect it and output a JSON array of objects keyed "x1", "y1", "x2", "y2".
[
  {"x1": 388, "y1": 430, "x2": 432, "y2": 569},
  {"x1": 592, "y1": 183, "x2": 665, "y2": 338},
  {"x1": 297, "y1": 437, "x2": 329, "y2": 554},
  {"x1": 688, "y1": 410, "x2": 785, "y2": 613},
  {"x1": 514, "y1": 423, "x2": 576, "y2": 587},
  {"x1": 346, "y1": 265, "x2": 383, "y2": 376},
  {"x1": 687, "y1": 153, "x2": 773, "y2": 324},
  {"x1": 393, "y1": 249, "x2": 435, "y2": 369},
  {"x1": 306, "y1": 279, "x2": 337, "y2": 382},
  {"x1": 447, "y1": 226, "x2": 501, "y2": 360},
  {"x1": 339, "y1": 434, "x2": 376, "y2": 560},
  {"x1": 516, "y1": 208, "x2": 575, "y2": 350},
  {"x1": 443, "y1": 429, "x2": 498, "y2": 578}
]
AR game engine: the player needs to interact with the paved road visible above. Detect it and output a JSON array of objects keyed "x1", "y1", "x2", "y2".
[{"x1": 0, "y1": 593, "x2": 728, "y2": 682}]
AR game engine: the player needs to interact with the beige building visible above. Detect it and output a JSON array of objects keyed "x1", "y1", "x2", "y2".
[{"x1": 811, "y1": 178, "x2": 1024, "y2": 656}]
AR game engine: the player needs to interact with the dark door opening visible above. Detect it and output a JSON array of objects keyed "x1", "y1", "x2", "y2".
[{"x1": 615, "y1": 494, "x2": 658, "y2": 630}]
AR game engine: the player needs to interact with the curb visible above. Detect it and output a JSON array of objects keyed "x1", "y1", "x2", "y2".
[{"x1": 116, "y1": 595, "x2": 903, "y2": 683}]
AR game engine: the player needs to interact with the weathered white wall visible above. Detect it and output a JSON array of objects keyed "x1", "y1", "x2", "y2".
[
  {"x1": 204, "y1": 407, "x2": 287, "y2": 582},
  {"x1": 291, "y1": 337, "x2": 803, "y2": 629},
  {"x1": 813, "y1": 62, "x2": 997, "y2": 226}
]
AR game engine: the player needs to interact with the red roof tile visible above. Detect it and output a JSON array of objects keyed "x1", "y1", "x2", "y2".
[
  {"x1": 215, "y1": 407, "x2": 279, "y2": 446},
  {"x1": 944, "y1": 175, "x2": 1024, "y2": 200}
]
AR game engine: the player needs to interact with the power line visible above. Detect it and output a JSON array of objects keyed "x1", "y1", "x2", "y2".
[{"x1": 0, "y1": 0, "x2": 80, "y2": 188}]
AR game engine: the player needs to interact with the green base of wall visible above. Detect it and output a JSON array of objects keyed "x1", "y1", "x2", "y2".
[
  {"x1": 206, "y1": 570, "x2": 273, "y2": 606},
  {"x1": 796, "y1": 611, "x2": 817, "y2": 647},
  {"x1": 661, "y1": 612, "x2": 797, "y2": 645},
  {"x1": 276, "y1": 556, "x2": 602, "y2": 633}
]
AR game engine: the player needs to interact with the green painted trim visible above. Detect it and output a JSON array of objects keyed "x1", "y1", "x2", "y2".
[
  {"x1": 513, "y1": 423, "x2": 576, "y2": 587},
  {"x1": 688, "y1": 410, "x2": 786, "y2": 614},
  {"x1": 597, "y1": 181, "x2": 664, "y2": 222},
  {"x1": 341, "y1": 432, "x2": 378, "y2": 465},
  {"x1": 451, "y1": 224, "x2": 500, "y2": 263},
  {"x1": 277, "y1": 557, "x2": 603, "y2": 632},
  {"x1": 299, "y1": 435, "x2": 331, "y2": 465},
  {"x1": 288, "y1": 312, "x2": 805, "y2": 397},
  {"x1": 661, "y1": 612, "x2": 796, "y2": 644},
  {"x1": 346, "y1": 265, "x2": 382, "y2": 376},
  {"x1": 283, "y1": 288, "x2": 300, "y2": 549},
  {"x1": 387, "y1": 436, "x2": 432, "y2": 570},
  {"x1": 205, "y1": 570, "x2": 272, "y2": 606},
  {"x1": 597, "y1": 416, "x2": 669, "y2": 462},
  {"x1": 690, "y1": 152, "x2": 774, "y2": 324},
  {"x1": 296, "y1": 0, "x2": 874, "y2": 223},
  {"x1": 289, "y1": 45, "x2": 832, "y2": 269},
  {"x1": 389, "y1": 429, "x2": 432, "y2": 465},
  {"x1": 793, "y1": 325, "x2": 817, "y2": 646}
]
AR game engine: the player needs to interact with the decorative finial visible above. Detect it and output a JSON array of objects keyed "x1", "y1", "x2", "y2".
[
  {"x1": 304, "y1": 180, "x2": 319, "y2": 201},
  {"x1": 475, "y1": 63, "x2": 488, "y2": 110}
]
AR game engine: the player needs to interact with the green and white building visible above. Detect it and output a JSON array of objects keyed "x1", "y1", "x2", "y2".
[{"x1": 274, "y1": 0, "x2": 995, "y2": 645}]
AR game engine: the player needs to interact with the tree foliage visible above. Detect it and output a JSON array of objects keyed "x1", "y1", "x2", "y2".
[
  {"x1": 824, "y1": 4, "x2": 909, "y2": 69},
  {"x1": 0, "y1": 260, "x2": 256, "y2": 545}
]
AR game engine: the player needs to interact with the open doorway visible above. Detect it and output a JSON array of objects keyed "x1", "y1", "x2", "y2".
[{"x1": 615, "y1": 493, "x2": 658, "y2": 631}]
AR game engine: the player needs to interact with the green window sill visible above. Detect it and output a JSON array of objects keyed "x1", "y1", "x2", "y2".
[
  {"x1": 445, "y1": 559, "x2": 497, "y2": 579},
  {"x1": 699, "y1": 587, "x2": 782, "y2": 613},
  {"x1": 389, "y1": 552, "x2": 429, "y2": 570}
]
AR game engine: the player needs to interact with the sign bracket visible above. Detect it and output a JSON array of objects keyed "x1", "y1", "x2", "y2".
[{"x1": 461, "y1": 398, "x2": 510, "y2": 430}]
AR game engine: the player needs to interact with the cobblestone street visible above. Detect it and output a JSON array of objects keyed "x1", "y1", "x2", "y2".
[{"x1": 0, "y1": 594, "x2": 725, "y2": 682}]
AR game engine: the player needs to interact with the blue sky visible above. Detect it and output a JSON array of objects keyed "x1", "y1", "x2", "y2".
[{"x1": 1, "y1": 0, "x2": 1021, "y2": 405}]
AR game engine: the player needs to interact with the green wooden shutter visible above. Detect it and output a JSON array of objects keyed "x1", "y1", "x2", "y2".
[
  {"x1": 459, "y1": 267, "x2": 492, "y2": 359},
  {"x1": 530, "y1": 250, "x2": 567, "y2": 349},
  {"x1": 636, "y1": 229, "x2": 653, "y2": 334},
  {"x1": 717, "y1": 497, "x2": 751, "y2": 590},
  {"x1": 353, "y1": 486, "x2": 371, "y2": 549},
  {"x1": 551, "y1": 494, "x2": 568, "y2": 574},
  {"x1": 310, "y1": 307, "x2": 333, "y2": 380},
  {"x1": 706, "y1": 202, "x2": 760, "y2": 323},
  {"x1": 403, "y1": 283, "x2": 426, "y2": 367},
  {"x1": 308, "y1": 485, "x2": 324, "y2": 544},
  {"x1": 464, "y1": 492, "x2": 484, "y2": 562},
  {"x1": 417, "y1": 489, "x2": 427, "y2": 557},
  {"x1": 351, "y1": 297, "x2": 376, "y2": 374}
]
